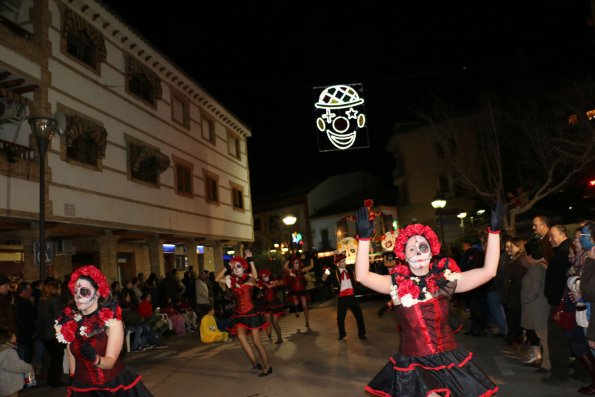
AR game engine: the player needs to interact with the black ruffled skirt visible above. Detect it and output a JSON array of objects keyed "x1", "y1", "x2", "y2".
[
  {"x1": 67, "y1": 365, "x2": 153, "y2": 397},
  {"x1": 229, "y1": 309, "x2": 269, "y2": 335},
  {"x1": 365, "y1": 350, "x2": 498, "y2": 397}
]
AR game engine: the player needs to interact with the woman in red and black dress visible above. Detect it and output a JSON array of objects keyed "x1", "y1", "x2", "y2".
[
  {"x1": 355, "y1": 204, "x2": 503, "y2": 397},
  {"x1": 215, "y1": 249, "x2": 272, "y2": 376},
  {"x1": 257, "y1": 269, "x2": 285, "y2": 344},
  {"x1": 55, "y1": 265, "x2": 154, "y2": 397},
  {"x1": 284, "y1": 254, "x2": 314, "y2": 328}
]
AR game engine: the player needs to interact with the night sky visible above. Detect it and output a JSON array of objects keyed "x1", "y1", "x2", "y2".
[{"x1": 100, "y1": 1, "x2": 593, "y2": 200}]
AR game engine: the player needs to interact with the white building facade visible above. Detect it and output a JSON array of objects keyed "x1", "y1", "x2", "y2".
[{"x1": 0, "y1": 0, "x2": 253, "y2": 282}]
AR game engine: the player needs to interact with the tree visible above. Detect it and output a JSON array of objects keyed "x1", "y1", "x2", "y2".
[{"x1": 423, "y1": 80, "x2": 595, "y2": 234}]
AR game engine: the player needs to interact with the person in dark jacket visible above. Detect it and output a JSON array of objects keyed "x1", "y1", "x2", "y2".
[
  {"x1": 14, "y1": 282, "x2": 35, "y2": 363},
  {"x1": 541, "y1": 224, "x2": 572, "y2": 385},
  {"x1": 36, "y1": 279, "x2": 66, "y2": 388},
  {"x1": 0, "y1": 274, "x2": 15, "y2": 331}
]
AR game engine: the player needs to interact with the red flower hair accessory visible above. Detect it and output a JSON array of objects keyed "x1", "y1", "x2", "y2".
[
  {"x1": 393, "y1": 224, "x2": 441, "y2": 260},
  {"x1": 68, "y1": 265, "x2": 110, "y2": 298},
  {"x1": 258, "y1": 269, "x2": 271, "y2": 278}
]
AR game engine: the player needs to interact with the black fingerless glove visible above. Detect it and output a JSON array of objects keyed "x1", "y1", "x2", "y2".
[
  {"x1": 356, "y1": 206, "x2": 375, "y2": 239},
  {"x1": 489, "y1": 200, "x2": 504, "y2": 233},
  {"x1": 245, "y1": 256, "x2": 254, "y2": 264},
  {"x1": 80, "y1": 341, "x2": 98, "y2": 364}
]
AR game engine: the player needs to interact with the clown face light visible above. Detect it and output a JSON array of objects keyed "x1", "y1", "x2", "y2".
[
  {"x1": 314, "y1": 83, "x2": 369, "y2": 152},
  {"x1": 405, "y1": 235, "x2": 432, "y2": 271},
  {"x1": 74, "y1": 278, "x2": 99, "y2": 313}
]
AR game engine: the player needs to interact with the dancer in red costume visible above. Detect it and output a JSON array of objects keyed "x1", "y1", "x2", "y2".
[
  {"x1": 355, "y1": 203, "x2": 503, "y2": 397},
  {"x1": 257, "y1": 269, "x2": 285, "y2": 344},
  {"x1": 284, "y1": 254, "x2": 314, "y2": 328},
  {"x1": 55, "y1": 265, "x2": 154, "y2": 397},
  {"x1": 215, "y1": 249, "x2": 272, "y2": 376}
]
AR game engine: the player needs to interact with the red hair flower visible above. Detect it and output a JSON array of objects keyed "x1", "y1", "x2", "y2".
[
  {"x1": 68, "y1": 265, "x2": 110, "y2": 298},
  {"x1": 397, "y1": 278, "x2": 420, "y2": 299}
]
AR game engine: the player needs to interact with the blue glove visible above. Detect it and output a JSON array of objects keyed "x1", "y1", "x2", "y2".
[
  {"x1": 80, "y1": 341, "x2": 98, "y2": 364},
  {"x1": 490, "y1": 200, "x2": 504, "y2": 232},
  {"x1": 356, "y1": 207, "x2": 375, "y2": 239}
]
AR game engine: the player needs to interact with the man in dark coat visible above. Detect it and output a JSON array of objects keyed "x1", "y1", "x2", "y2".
[
  {"x1": 14, "y1": 282, "x2": 35, "y2": 362},
  {"x1": 541, "y1": 224, "x2": 572, "y2": 384},
  {"x1": 0, "y1": 274, "x2": 15, "y2": 331}
]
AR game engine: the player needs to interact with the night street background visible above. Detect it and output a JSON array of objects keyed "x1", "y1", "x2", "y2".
[{"x1": 101, "y1": 1, "x2": 594, "y2": 201}]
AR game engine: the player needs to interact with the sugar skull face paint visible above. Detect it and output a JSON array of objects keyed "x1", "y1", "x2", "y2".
[
  {"x1": 74, "y1": 278, "x2": 98, "y2": 313},
  {"x1": 230, "y1": 260, "x2": 245, "y2": 277},
  {"x1": 262, "y1": 274, "x2": 270, "y2": 283},
  {"x1": 405, "y1": 235, "x2": 432, "y2": 270}
]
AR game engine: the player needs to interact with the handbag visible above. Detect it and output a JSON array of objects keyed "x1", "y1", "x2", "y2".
[{"x1": 551, "y1": 295, "x2": 576, "y2": 330}]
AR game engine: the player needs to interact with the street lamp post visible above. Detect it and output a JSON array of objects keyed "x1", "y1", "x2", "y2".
[
  {"x1": 282, "y1": 215, "x2": 297, "y2": 254},
  {"x1": 431, "y1": 196, "x2": 447, "y2": 245},
  {"x1": 28, "y1": 117, "x2": 59, "y2": 282}
]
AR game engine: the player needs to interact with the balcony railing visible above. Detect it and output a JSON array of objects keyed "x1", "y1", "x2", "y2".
[{"x1": 0, "y1": 139, "x2": 38, "y2": 180}]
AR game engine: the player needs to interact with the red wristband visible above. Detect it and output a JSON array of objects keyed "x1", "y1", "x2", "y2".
[
  {"x1": 356, "y1": 235, "x2": 371, "y2": 241},
  {"x1": 487, "y1": 227, "x2": 500, "y2": 235}
]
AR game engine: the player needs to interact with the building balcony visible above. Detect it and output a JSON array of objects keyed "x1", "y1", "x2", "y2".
[{"x1": 0, "y1": 138, "x2": 38, "y2": 179}]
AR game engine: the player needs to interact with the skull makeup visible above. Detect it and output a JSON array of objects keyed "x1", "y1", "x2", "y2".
[
  {"x1": 74, "y1": 278, "x2": 98, "y2": 312},
  {"x1": 262, "y1": 274, "x2": 270, "y2": 283},
  {"x1": 405, "y1": 235, "x2": 432, "y2": 270},
  {"x1": 229, "y1": 260, "x2": 245, "y2": 277}
]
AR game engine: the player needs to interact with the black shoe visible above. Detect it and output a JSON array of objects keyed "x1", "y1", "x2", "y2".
[
  {"x1": 337, "y1": 335, "x2": 345, "y2": 341},
  {"x1": 258, "y1": 367, "x2": 272, "y2": 377},
  {"x1": 274, "y1": 339, "x2": 283, "y2": 344},
  {"x1": 359, "y1": 335, "x2": 367, "y2": 340},
  {"x1": 535, "y1": 367, "x2": 550, "y2": 374},
  {"x1": 251, "y1": 363, "x2": 263, "y2": 372},
  {"x1": 50, "y1": 381, "x2": 67, "y2": 388}
]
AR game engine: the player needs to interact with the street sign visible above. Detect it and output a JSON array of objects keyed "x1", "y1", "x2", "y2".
[{"x1": 34, "y1": 241, "x2": 53, "y2": 266}]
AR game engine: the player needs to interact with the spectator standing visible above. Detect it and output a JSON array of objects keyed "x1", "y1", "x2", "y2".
[
  {"x1": 532, "y1": 215, "x2": 554, "y2": 263},
  {"x1": 143, "y1": 273, "x2": 161, "y2": 308},
  {"x1": 195, "y1": 271, "x2": 210, "y2": 320},
  {"x1": 459, "y1": 241, "x2": 488, "y2": 336},
  {"x1": 160, "y1": 269, "x2": 183, "y2": 306},
  {"x1": 35, "y1": 279, "x2": 65, "y2": 388},
  {"x1": 521, "y1": 241, "x2": 550, "y2": 371},
  {"x1": 14, "y1": 282, "x2": 35, "y2": 362},
  {"x1": 541, "y1": 224, "x2": 572, "y2": 385},
  {"x1": 182, "y1": 267, "x2": 197, "y2": 313},
  {"x1": 502, "y1": 237, "x2": 528, "y2": 345},
  {"x1": 0, "y1": 274, "x2": 15, "y2": 331}
]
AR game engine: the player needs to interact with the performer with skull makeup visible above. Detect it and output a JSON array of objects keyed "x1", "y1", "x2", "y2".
[
  {"x1": 54, "y1": 265, "x2": 154, "y2": 396},
  {"x1": 257, "y1": 269, "x2": 285, "y2": 344},
  {"x1": 355, "y1": 203, "x2": 503, "y2": 397},
  {"x1": 215, "y1": 248, "x2": 272, "y2": 376},
  {"x1": 283, "y1": 254, "x2": 314, "y2": 328}
]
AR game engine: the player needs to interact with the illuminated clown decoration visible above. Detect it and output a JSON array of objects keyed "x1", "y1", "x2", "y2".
[{"x1": 314, "y1": 83, "x2": 368, "y2": 151}]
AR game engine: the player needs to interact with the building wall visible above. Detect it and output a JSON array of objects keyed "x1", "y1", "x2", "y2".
[{"x1": 0, "y1": 0, "x2": 254, "y2": 279}]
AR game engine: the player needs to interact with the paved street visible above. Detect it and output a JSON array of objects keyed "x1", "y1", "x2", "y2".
[{"x1": 23, "y1": 297, "x2": 585, "y2": 396}]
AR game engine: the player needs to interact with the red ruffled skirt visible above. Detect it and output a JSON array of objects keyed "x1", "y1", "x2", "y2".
[{"x1": 365, "y1": 349, "x2": 498, "y2": 397}]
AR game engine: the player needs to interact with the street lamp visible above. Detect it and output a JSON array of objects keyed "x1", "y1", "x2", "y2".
[
  {"x1": 457, "y1": 212, "x2": 468, "y2": 228},
  {"x1": 28, "y1": 116, "x2": 60, "y2": 281},
  {"x1": 282, "y1": 215, "x2": 297, "y2": 226},
  {"x1": 431, "y1": 195, "x2": 447, "y2": 244},
  {"x1": 282, "y1": 215, "x2": 297, "y2": 254}
]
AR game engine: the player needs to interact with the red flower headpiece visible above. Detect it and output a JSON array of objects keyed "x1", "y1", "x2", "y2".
[
  {"x1": 393, "y1": 224, "x2": 441, "y2": 260},
  {"x1": 230, "y1": 256, "x2": 249, "y2": 270},
  {"x1": 68, "y1": 265, "x2": 110, "y2": 298},
  {"x1": 258, "y1": 269, "x2": 271, "y2": 277}
]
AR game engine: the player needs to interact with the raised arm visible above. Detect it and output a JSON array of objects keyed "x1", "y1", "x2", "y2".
[
  {"x1": 215, "y1": 266, "x2": 227, "y2": 284},
  {"x1": 245, "y1": 248, "x2": 258, "y2": 280},
  {"x1": 455, "y1": 201, "x2": 503, "y2": 293},
  {"x1": 354, "y1": 207, "x2": 392, "y2": 294}
]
